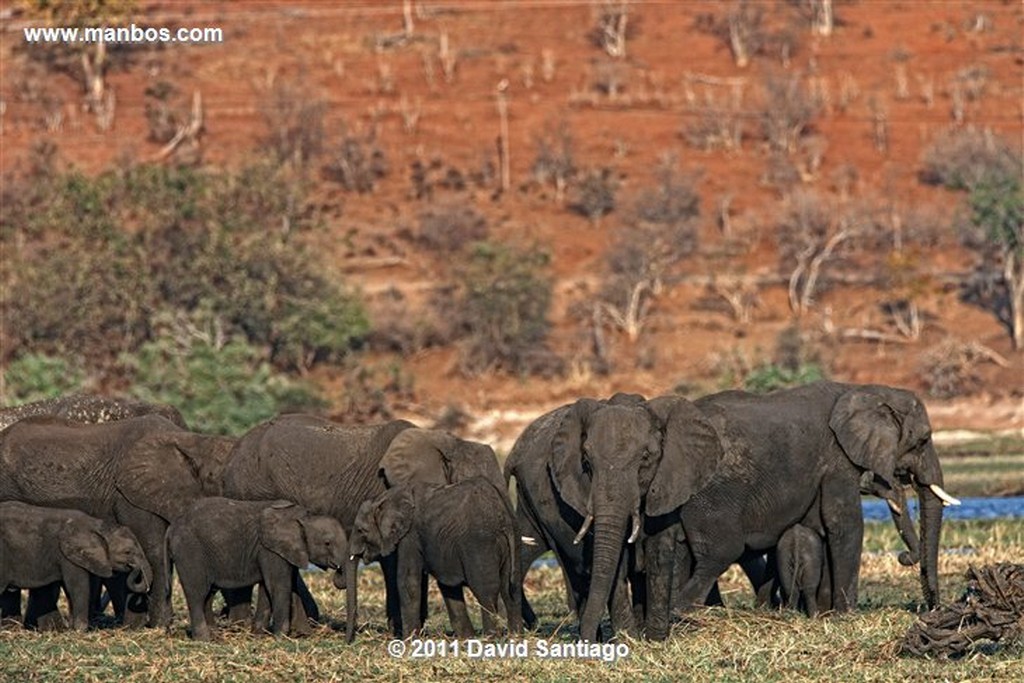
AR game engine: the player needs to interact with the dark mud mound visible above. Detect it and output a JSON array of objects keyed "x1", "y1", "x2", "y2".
[{"x1": 901, "y1": 563, "x2": 1024, "y2": 658}]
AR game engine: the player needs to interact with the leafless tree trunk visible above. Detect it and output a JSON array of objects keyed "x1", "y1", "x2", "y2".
[
  {"x1": 1006, "y1": 249, "x2": 1023, "y2": 350},
  {"x1": 495, "y1": 80, "x2": 510, "y2": 192},
  {"x1": 601, "y1": 281, "x2": 650, "y2": 342},
  {"x1": 810, "y1": 0, "x2": 834, "y2": 36},
  {"x1": 789, "y1": 229, "x2": 851, "y2": 316}
]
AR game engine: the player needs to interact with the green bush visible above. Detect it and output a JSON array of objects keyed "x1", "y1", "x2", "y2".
[
  {"x1": 447, "y1": 241, "x2": 562, "y2": 377},
  {"x1": 2, "y1": 158, "x2": 368, "y2": 376},
  {"x1": 2, "y1": 354, "x2": 85, "y2": 404},
  {"x1": 124, "y1": 313, "x2": 324, "y2": 435},
  {"x1": 743, "y1": 361, "x2": 826, "y2": 394}
]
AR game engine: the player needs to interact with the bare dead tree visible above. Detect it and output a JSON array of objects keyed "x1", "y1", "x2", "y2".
[
  {"x1": 596, "y1": 160, "x2": 700, "y2": 340},
  {"x1": 152, "y1": 90, "x2": 203, "y2": 162},
  {"x1": 593, "y1": 1, "x2": 632, "y2": 59},
  {"x1": 495, "y1": 79, "x2": 511, "y2": 193},
  {"x1": 776, "y1": 189, "x2": 860, "y2": 317}
]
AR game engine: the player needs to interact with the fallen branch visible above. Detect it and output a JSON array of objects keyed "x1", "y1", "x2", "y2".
[{"x1": 901, "y1": 563, "x2": 1024, "y2": 659}]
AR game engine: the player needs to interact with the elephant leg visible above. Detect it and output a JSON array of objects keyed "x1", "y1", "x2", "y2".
[
  {"x1": 738, "y1": 550, "x2": 770, "y2": 607},
  {"x1": 221, "y1": 586, "x2": 254, "y2": 623},
  {"x1": 114, "y1": 501, "x2": 171, "y2": 627},
  {"x1": 820, "y1": 478, "x2": 864, "y2": 612},
  {"x1": 502, "y1": 570, "x2": 523, "y2": 635},
  {"x1": 104, "y1": 573, "x2": 130, "y2": 624},
  {"x1": 514, "y1": 502, "x2": 547, "y2": 629},
  {"x1": 293, "y1": 573, "x2": 320, "y2": 624},
  {"x1": 816, "y1": 550, "x2": 834, "y2": 614},
  {"x1": 609, "y1": 551, "x2": 636, "y2": 637},
  {"x1": 288, "y1": 592, "x2": 312, "y2": 637},
  {"x1": 644, "y1": 528, "x2": 677, "y2": 640},
  {"x1": 478, "y1": 593, "x2": 501, "y2": 636},
  {"x1": 381, "y1": 553, "x2": 404, "y2": 637},
  {"x1": 0, "y1": 589, "x2": 22, "y2": 623},
  {"x1": 419, "y1": 573, "x2": 429, "y2": 628},
  {"x1": 253, "y1": 584, "x2": 271, "y2": 634},
  {"x1": 755, "y1": 549, "x2": 779, "y2": 609},
  {"x1": 24, "y1": 584, "x2": 63, "y2": 631},
  {"x1": 63, "y1": 568, "x2": 92, "y2": 631},
  {"x1": 439, "y1": 582, "x2": 474, "y2": 638}
]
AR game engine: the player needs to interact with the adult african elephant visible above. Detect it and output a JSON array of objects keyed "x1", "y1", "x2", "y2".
[
  {"x1": 221, "y1": 414, "x2": 507, "y2": 636},
  {"x1": 0, "y1": 414, "x2": 236, "y2": 626},
  {"x1": 505, "y1": 392, "x2": 725, "y2": 642},
  {"x1": 0, "y1": 394, "x2": 186, "y2": 432},
  {"x1": 673, "y1": 381, "x2": 957, "y2": 620}
]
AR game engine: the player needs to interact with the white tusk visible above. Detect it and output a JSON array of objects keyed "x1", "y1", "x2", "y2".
[
  {"x1": 627, "y1": 514, "x2": 641, "y2": 544},
  {"x1": 521, "y1": 536, "x2": 538, "y2": 546},
  {"x1": 928, "y1": 484, "x2": 961, "y2": 507},
  {"x1": 886, "y1": 499, "x2": 902, "y2": 515},
  {"x1": 573, "y1": 514, "x2": 594, "y2": 545},
  {"x1": 349, "y1": 555, "x2": 356, "y2": 561}
]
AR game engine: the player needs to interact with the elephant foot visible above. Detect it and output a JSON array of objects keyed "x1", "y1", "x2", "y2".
[
  {"x1": 36, "y1": 611, "x2": 68, "y2": 632},
  {"x1": 288, "y1": 617, "x2": 313, "y2": 637}
]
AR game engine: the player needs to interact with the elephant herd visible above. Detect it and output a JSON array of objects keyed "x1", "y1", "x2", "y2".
[{"x1": 0, "y1": 382, "x2": 960, "y2": 643}]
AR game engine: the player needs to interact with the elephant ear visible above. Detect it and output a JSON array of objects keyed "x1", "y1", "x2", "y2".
[
  {"x1": 376, "y1": 488, "x2": 415, "y2": 557},
  {"x1": 380, "y1": 428, "x2": 455, "y2": 487},
  {"x1": 116, "y1": 430, "x2": 204, "y2": 523},
  {"x1": 60, "y1": 523, "x2": 114, "y2": 578},
  {"x1": 830, "y1": 389, "x2": 900, "y2": 489},
  {"x1": 259, "y1": 503, "x2": 310, "y2": 568},
  {"x1": 645, "y1": 397, "x2": 724, "y2": 518},
  {"x1": 549, "y1": 399, "x2": 602, "y2": 518}
]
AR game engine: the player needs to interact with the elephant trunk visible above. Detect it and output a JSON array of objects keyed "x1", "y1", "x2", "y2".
[
  {"x1": 915, "y1": 484, "x2": 943, "y2": 609},
  {"x1": 578, "y1": 514, "x2": 628, "y2": 642},
  {"x1": 912, "y1": 441, "x2": 945, "y2": 609},
  {"x1": 127, "y1": 560, "x2": 152, "y2": 594},
  {"x1": 345, "y1": 555, "x2": 359, "y2": 643}
]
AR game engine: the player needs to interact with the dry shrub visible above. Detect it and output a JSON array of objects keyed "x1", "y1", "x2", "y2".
[
  {"x1": 918, "y1": 339, "x2": 990, "y2": 398},
  {"x1": 416, "y1": 204, "x2": 489, "y2": 253}
]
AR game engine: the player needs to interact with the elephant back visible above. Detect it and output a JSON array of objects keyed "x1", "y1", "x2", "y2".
[
  {"x1": 0, "y1": 394, "x2": 187, "y2": 432},
  {"x1": 223, "y1": 414, "x2": 416, "y2": 530}
]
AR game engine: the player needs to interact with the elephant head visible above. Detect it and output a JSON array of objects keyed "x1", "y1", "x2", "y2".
[
  {"x1": 551, "y1": 394, "x2": 724, "y2": 641},
  {"x1": 348, "y1": 487, "x2": 415, "y2": 562},
  {"x1": 379, "y1": 428, "x2": 504, "y2": 492},
  {"x1": 60, "y1": 521, "x2": 117, "y2": 580},
  {"x1": 829, "y1": 385, "x2": 958, "y2": 608},
  {"x1": 97, "y1": 522, "x2": 153, "y2": 594}
]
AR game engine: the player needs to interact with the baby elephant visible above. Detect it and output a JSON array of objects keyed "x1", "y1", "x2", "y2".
[
  {"x1": 350, "y1": 477, "x2": 522, "y2": 638},
  {"x1": 0, "y1": 501, "x2": 152, "y2": 631},
  {"x1": 776, "y1": 523, "x2": 825, "y2": 617},
  {"x1": 167, "y1": 497, "x2": 353, "y2": 641}
]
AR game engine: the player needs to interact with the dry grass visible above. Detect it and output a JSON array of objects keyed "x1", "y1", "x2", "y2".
[{"x1": 2, "y1": 519, "x2": 1022, "y2": 682}]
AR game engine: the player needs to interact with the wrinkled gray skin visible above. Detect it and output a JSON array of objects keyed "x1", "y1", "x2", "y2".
[
  {"x1": 755, "y1": 476, "x2": 921, "y2": 612},
  {"x1": 349, "y1": 478, "x2": 522, "y2": 639},
  {"x1": 0, "y1": 415, "x2": 235, "y2": 627},
  {"x1": 506, "y1": 392, "x2": 726, "y2": 642},
  {"x1": 0, "y1": 394, "x2": 185, "y2": 623},
  {"x1": 0, "y1": 394, "x2": 186, "y2": 432},
  {"x1": 222, "y1": 415, "x2": 505, "y2": 636},
  {"x1": 0, "y1": 501, "x2": 152, "y2": 631},
  {"x1": 775, "y1": 524, "x2": 824, "y2": 617},
  {"x1": 167, "y1": 498, "x2": 354, "y2": 641},
  {"x1": 676, "y1": 381, "x2": 948, "y2": 619}
]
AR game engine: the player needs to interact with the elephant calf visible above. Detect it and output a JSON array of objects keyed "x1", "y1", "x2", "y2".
[
  {"x1": 349, "y1": 477, "x2": 522, "y2": 639},
  {"x1": 167, "y1": 497, "x2": 354, "y2": 641},
  {"x1": 0, "y1": 501, "x2": 152, "y2": 631},
  {"x1": 775, "y1": 524, "x2": 825, "y2": 617}
]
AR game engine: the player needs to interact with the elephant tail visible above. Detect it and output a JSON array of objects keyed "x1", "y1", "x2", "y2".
[{"x1": 162, "y1": 526, "x2": 174, "y2": 624}]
